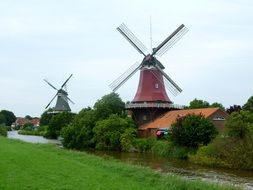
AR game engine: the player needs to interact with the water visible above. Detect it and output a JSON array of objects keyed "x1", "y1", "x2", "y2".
[
  {"x1": 7, "y1": 131, "x2": 253, "y2": 189},
  {"x1": 89, "y1": 151, "x2": 253, "y2": 190},
  {"x1": 7, "y1": 130, "x2": 61, "y2": 144}
]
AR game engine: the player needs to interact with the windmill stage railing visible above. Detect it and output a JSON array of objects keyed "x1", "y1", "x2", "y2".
[{"x1": 125, "y1": 102, "x2": 185, "y2": 109}]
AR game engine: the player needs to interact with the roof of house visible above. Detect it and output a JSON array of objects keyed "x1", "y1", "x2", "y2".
[{"x1": 140, "y1": 107, "x2": 226, "y2": 130}]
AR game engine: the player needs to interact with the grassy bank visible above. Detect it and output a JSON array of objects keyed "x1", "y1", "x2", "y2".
[{"x1": 0, "y1": 137, "x2": 239, "y2": 190}]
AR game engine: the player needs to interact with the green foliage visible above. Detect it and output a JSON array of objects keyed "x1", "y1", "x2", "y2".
[
  {"x1": 40, "y1": 108, "x2": 54, "y2": 126},
  {"x1": 191, "y1": 135, "x2": 253, "y2": 170},
  {"x1": 61, "y1": 93, "x2": 131, "y2": 150},
  {"x1": 44, "y1": 112, "x2": 75, "y2": 139},
  {"x1": 151, "y1": 141, "x2": 192, "y2": 159},
  {"x1": 243, "y1": 95, "x2": 253, "y2": 112},
  {"x1": 18, "y1": 125, "x2": 47, "y2": 136},
  {"x1": 225, "y1": 110, "x2": 253, "y2": 139},
  {"x1": 210, "y1": 102, "x2": 225, "y2": 111},
  {"x1": 188, "y1": 99, "x2": 224, "y2": 110},
  {"x1": 93, "y1": 115, "x2": 135, "y2": 150},
  {"x1": 133, "y1": 138, "x2": 156, "y2": 152},
  {"x1": 22, "y1": 122, "x2": 33, "y2": 131},
  {"x1": 0, "y1": 125, "x2": 7, "y2": 137},
  {"x1": 171, "y1": 114, "x2": 218, "y2": 148},
  {"x1": 189, "y1": 98, "x2": 210, "y2": 109},
  {"x1": 94, "y1": 92, "x2": 125, "y2": 120},
  {"x1": 120, "y1": 127, "x2": 137, "y2": 152},
  {"x1": 0, "y1": 110, "x2": 16, "y2": 126},
  {"x1": 61, "y1": 109, "x2": 96, "y2": 149},
  {"x1": 191, "y1": 111, "x2": 253, "y2": 170}
]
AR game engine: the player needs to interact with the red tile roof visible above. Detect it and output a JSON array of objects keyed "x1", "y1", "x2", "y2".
[{"x1": 140, "y1": 107, "x2": 224, "y2": 130}]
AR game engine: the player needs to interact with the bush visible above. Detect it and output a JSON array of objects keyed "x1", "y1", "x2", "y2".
[
  {"x1": 151, "y1": 140, "x2": 193, "y2": 159},
  {"x1": 133, "y1": 138, "x2": 156, "y2": 153},
  {"x1": 171, "y1": 114, "x2": 218, "y2": 148},
  {"x1": 93, "y1": 115, "x2": 136, "y2": 150},
  {"x1": 120, "y1": 128, "x2": 137, "y2": 152},
  {"x1": 0, "y1": 125, "x2": 7, "y2": 137},
  {"x1": 225, "y1": 110, "x2": 253, "y2": 139},
  {"x1": 61, "y1": 109, "x2": 96, "y2": 149},
  {"x1": 190, "y1": 135, "x2": 253, "y2": 170},
  {"x1": 44, "y1": 112, "x2": 75, "y2": 139}
]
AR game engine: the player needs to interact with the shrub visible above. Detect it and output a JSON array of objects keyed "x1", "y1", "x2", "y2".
[
  {"x1": 0, "y1": 125, "x2": 7, "y2": 137},
  {"x1": 171, "y1": 114, "x2": 218, "y2": 148},
  {"x1": 225, "y1": 110, "x2": 253, "y2": 139},
  {"x1": 133, "y1": 138, "x2": 156, "y2": 153},
  {"x1": 93, "y1": 115, "x2": 135, "y2": 150},
  {"x1": 120, "y1": 128, "x2": 137, "y2": 152},
  {"x1": 151, "y1": 140, "x2": 193, "y2": 159},
  {"x1": 61, "y1": 109, "x2": 96, "y2": 149},
  {"x1": 44, "y1": 112, "x2": 75, "y2": 139},
  {"x1": 190, "y1": 135, "x2": 253, "y2": 170}
]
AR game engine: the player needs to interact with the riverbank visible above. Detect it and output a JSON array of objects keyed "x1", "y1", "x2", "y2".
[{"x1": 0, "y1": 137, "x2": 239, "y2": 190}]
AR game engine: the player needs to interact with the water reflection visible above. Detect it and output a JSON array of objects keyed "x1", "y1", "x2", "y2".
[{"x1": 8, "y1": 131, "x2": 60, "y2": 144}]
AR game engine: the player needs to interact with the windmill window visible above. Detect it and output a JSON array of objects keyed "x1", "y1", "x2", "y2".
[
  {"x1": 143, "y1": 115, "x2": 147, "y2": 120},
  {"x1": 155, "y1": 83, "x2": 159, "y2": 89}
]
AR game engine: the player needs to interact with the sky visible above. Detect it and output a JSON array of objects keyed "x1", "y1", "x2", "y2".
[{"x1": 0, "y1": 0, "x2": 252, "y2": 117}]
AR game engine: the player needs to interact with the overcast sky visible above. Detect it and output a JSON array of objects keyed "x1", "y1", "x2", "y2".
[{"x1": 0, "y1": 0, "x2": 252, "y2": 117}]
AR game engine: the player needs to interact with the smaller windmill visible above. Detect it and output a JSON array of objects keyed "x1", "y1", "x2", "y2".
[{"x1": 44, "y1": 74, "x2": 74, "y2": 112}]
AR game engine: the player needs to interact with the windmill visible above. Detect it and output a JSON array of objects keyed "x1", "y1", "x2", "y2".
[
  {"x1": 110, "y1": 23, "x2": 188, "y2": 125},
  {"x1": 44, "y1": 74, "x2": 74, "y2": 113}
]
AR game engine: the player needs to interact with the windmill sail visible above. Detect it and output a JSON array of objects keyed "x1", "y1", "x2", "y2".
[{"x1": 44, "y1": 74, "x2": 74, "y2": 112}]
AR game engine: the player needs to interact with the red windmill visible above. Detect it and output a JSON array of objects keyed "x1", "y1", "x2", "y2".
[{"x1": 110, "y1": 23, "x2": 188, "y2": 125}]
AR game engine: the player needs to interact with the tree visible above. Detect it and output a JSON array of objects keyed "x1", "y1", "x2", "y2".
[
  {"x1": 225, "y1": 110, "x2": 253, "y2": 139},
  {"x1": 226, "y1": 105, "x2": 241, "y2": 115},
  {"x1": 25, "y1": 115, "x2": 32, "y2": 120},
  {"x1": 188, "y1": 99, "x2": 210, "y2": 109},
  {"x1": 40, "y1": 108, "x2": 54, "y2": 126},
  {"x1": 93, "y1": 92, "x2": 125, "y2": 120},
  {"x1": 0, "y1": 110, "x2": 16, "y2": 126},
  {"x1": 61, "y1": 109, "x2": 97, "y2": 149},
  {"x1": 93, "y1": 114, "x2": 136, "y2": 150},
  {"x1": 171, "y1": 114, "x2": 218, "y2": 148},
  {"x1": 243, "y1": 96, "x2": 253, "y2": 112},
  {"x1": 210, "y1": 102, "x2": 225, "y2": 111},
  {"x1": 44, "y1": 112, "x2": 75, "y2": 139},
  {"x1": 0, "y1": 124, "x2": 7, "y2": 137}
]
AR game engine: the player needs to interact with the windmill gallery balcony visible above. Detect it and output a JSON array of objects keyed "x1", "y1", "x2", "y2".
[{"x1": 125, "y1": 102, "x2": 185, "y2": 109}]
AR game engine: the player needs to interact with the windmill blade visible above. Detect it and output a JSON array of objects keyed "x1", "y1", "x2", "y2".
[
  {"x1": 154, "y1": 65, "x2": 182, "y2": 95},
  {"x1": 61, "y1": 74, "x2": 73, "y2": 89},
  {"x1": 67, "y1": 96, "x2": 75, "y2": 104},
  {"x1": 62, "y1": 94, "x2": 75, "y2": 105},
  {"x1": 109, "y1": 62, "x2": 142, "y2": 92},
  {"x1": 152, "y1": 24, "x2": 188, "y2": 56},
  {"x1": 117, "y1": 23, "x2": 147, "y2": 56},
  {"x1": 45, "y1": 94, "x2": 57, "y2": 109},
  {"x1": 44, "y1": 79, "x2": 58, "y2": 90}
]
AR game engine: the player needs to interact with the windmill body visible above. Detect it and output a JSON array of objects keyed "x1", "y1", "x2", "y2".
[
  {"x1": 44, "y1": 74, "x2": 74, "y2": 113},
  {"x1": 110, "y1": 23, "x2": 188, "y2": 126},
  {"x1": 54, "y1": 89, "x2": 71, "y2": 112},
  {"x1": 132, "y1": 67, "x2": 171, "y2": 103}
]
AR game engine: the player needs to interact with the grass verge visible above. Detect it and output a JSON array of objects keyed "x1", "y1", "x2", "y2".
[{"x1": 0, "y1": 137, "x2": 239, "y2": 190}]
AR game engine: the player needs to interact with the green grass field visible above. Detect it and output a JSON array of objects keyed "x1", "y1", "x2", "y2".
[{"x1": 0, "y1": 137, "x2": 239, "y2": 190}]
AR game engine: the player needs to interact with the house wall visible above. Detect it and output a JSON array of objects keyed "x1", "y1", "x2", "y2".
[
  {"x1": 208, "y1": 110, "x2": 229, "y2": 131},
  {"x1": 138, "y1": 109, "x2": 229, "y2": 138}
]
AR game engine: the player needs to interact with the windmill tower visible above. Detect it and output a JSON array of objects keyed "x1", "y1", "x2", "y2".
[
  {"x1": 44, "y1": 74, "x2": 74, "y2": 113},
  {"x1": 110, "y1": 23, "x2": 188, "y2": 126}
]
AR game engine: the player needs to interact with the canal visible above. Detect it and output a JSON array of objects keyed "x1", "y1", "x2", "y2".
[{"x1": 8, "y1": 131, "x2": 253, "y2": 190}]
